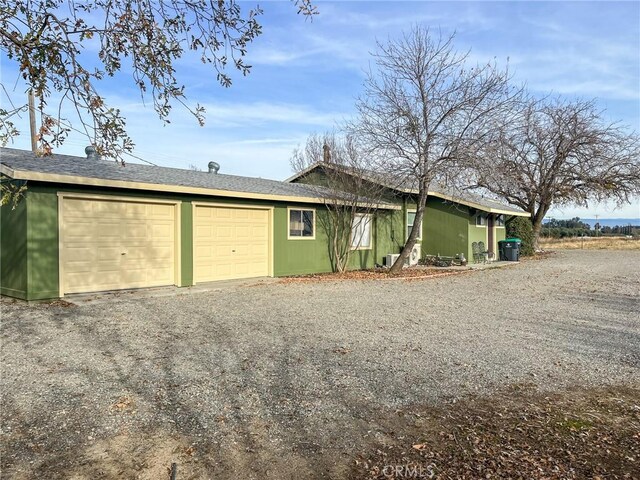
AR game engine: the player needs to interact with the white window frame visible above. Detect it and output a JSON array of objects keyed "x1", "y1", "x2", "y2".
[
  {"x1": 495, "y1": 214, "x2": 506, "y2": 227},
  {"x1": 407, "y1": 209, "x2": 422, "y2": 240},
  {"x1": 475, "y1": 214, "x2": 487, "y2": 227},
  {"x1": 351, "y1": 213, "x2": 373, "y2": 250},
  {"x1": 287, "y1": 207, "x2": 316, "y2": 240}
]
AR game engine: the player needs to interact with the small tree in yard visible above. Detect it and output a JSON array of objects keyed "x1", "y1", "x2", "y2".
[
  {"x1": 348, "y1": 26, "x2": 517, "y2": 274},
  {"x1": 468, "y1": 97, "x2": 640, "y2": 251},
  {"x1": 291, "y1": 133, "x2": 386, "y2": 273}
]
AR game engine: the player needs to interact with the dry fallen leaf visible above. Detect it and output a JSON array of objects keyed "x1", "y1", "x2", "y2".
[{"x1": 111, "y1": 396, "x2": 134, "y2": 411}]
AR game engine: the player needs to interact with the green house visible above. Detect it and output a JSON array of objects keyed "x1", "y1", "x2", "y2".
[
  {"x1": 287, "y1": 162, "x2": 530, "y2": 264},
  {"x1": 1, "y1": 148, "x2": 527, "y2": 300}
]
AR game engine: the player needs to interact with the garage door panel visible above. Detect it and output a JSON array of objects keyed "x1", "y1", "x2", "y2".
[
  {"x1": 217, "y1": 226, "x2": 233, "y2": 238},
  {"x1": 252, "y1": 226, "x2": 268, "y2": 238},
  {"x1": 94, "y1": 246, "x2": 122, "y2": 260},
  {"x1": 151, "y1": 224, "x2": 173, "y2": 240},
  {"x1": 151, "y1": 204, "x2": 173, "y2": 217},
  {"x1": 123, "y1": 224, "x2": 148, "y2": 239},
  {"x1": 194, "y1": 206, "x2": 270, "y2": 283},
  {"x1": 61, "y1": 197, "x2": 176, "y2": 294},
  {"x1": 98, "y1": 222, "x2": 122, "y2": 238},
  {"x1": 195, "y1": 225, "x2": 213, "y2": 237},
  {"x1": 235, "y1": 226, "x2": 250, "y2": 238},
  {"x1": 64, "y1": 223, "x2": 96, "y2": 239}
]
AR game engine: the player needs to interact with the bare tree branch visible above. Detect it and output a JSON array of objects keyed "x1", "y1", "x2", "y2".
[
  {"x1": 348, "y1": 26, "x2": 518, "y2": 273},
  {"x1": 466, "y1": 96, "x2": 640, "y2": 250},
  {"x1": 291, "y1": 132, "x2": 388, "y2": 272},
  {"x1": 0, "y1": 0, "x2": 316, "y2": 158}
]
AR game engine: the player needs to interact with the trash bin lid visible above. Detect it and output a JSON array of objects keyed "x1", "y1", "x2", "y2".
[{"x1": 505, "y1": 238, "x2": 522, "y2": 243}]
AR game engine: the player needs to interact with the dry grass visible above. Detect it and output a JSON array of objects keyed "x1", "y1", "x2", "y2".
[{"x1": 540, "y1": 236, "x2": 640, "y2": 250}]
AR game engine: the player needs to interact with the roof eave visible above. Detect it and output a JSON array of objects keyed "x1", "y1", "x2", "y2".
[
  {"x1": 2, "y1": 166, "x2": 401, "y2": 210},
  {"x1": 285, "y1": 164, "x2": 528, "y2": 216},
  {"x1": 284, "y1": 163, "x2": 320, "y2": 183},
  {"x1": 424, "y1": 189, "x2": 530, "y2": 217}
]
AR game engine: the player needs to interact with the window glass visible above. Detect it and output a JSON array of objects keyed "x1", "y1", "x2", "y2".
[
  {"x1": 351, "y1": 214, "x2": 372, "y2": 249},
  {"x1": 495, "y1": 214, "x2": 505, "y2": 226},
  {"x1": 289, "y1": 209, "x2": 302, "y2": 236},
  {"x1": 476, "y1": 214, "x2": 487, "y2": 226},
  {"x1": 407, "y1": 211, "x2": 421, "y2": 239},
  {"x1": 302, "y1": 210, "x2": 314, "y2": 237},
  {"x1": 289, "y1": 209, "x2": 314, "y2": 237}
]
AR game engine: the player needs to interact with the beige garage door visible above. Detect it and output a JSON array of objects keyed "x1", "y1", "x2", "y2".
[
  {"x1": 194, "y1": 205, "x2": 270, "y2": 283},
  {"x1": 61, "y1": 197, "x2": 176, "y2": 294}
]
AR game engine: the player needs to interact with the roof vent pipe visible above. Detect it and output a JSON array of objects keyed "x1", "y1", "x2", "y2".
[
  {"x1": 323, "y1": 144, "x2": 331, "y2": 163},
  {"x1": 208, "y1": 161, "x2": 220, "y2": 174},
  {"x1": 85, "y1": 145, "x2": 100, "y2": 160}
]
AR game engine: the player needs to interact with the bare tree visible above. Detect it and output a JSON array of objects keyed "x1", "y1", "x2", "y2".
[
  {"x1": 468, "y1": 96, "x2": 640, "y2": 250},
  {"x1": 0, "y1": 0, "x2": 316, "y2": 157},
  {"x1": 348, "y1": 26, "x2": 516, "y2": 274},
  {"x1": 291, "y1": 133, "x2": 387, "y2": 272}
]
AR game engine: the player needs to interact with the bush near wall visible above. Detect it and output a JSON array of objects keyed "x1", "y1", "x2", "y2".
[{"x1": 506, "y1": 216, "x2": 535, "y2": 256}]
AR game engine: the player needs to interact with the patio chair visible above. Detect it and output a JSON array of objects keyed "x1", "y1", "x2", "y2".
[
  {"x1": 471, "y1": 242, "x2": 481, "y2": 263},
  {"x1": 478, "y1": 241, "x2": 495, "y2": 263}
]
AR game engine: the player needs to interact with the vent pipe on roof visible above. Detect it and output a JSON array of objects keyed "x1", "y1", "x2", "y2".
[
  {"x1": 85, "y1": 145, "x2": 100, "y2": 160},
  {"x1": 208, "y1": 161, "x2": 220, "y2": 174},
  {"x1": 323, "y1": 144, "x2": 331, "y2": 163}
]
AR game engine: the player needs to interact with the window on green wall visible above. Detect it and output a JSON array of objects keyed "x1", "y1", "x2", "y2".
[
  {"x1": 289, "y1": 208, "x2": 315, "y2": 238},
  {"x1": 476, "y1": 214, "x2": 487, "y2": 226},
  {"x1": 407, "y1": 210, "x2": 422, "y2": 240},
  {"x1": 351, "y1": 213, "x2": 372, "y2": 249},
  {"x1": 495, "y1": 214, "x2": 505, "y2": 226}
]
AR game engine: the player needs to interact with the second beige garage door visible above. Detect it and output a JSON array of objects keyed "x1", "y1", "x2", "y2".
[{"x1": 194, "y1": 205, "x2": 270, "y2": 283}]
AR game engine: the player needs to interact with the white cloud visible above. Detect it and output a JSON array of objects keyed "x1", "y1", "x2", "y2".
[{"x1": 197, "y1": 100, "x2": 349, "y2": 128}]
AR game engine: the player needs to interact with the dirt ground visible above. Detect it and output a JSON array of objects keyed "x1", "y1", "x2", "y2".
[
  {"x1": 1, "y1": 250, "x2": 638, "y2": 479},
  {"x1": 350, "y1": 385, "x2": 640, "y2": 479}
]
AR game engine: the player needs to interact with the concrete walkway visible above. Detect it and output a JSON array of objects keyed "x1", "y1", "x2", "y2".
[
  {"x1": 57, "y1": 262, "x2": 518, "y2": 305},
  {"x1": 64, "y1": 277, "x2": 279, "y2": 305}
]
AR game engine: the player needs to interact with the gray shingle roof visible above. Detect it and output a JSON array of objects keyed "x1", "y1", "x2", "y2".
[
  {"x1": 0, "y1": 148, "x2": 350, "y2": 203},
  {"x1": 288, "y1": 162, "x2": 528, "y2": 215},
  {"x1": 396, "y1": 177, "x2": 527, "y2": 215}
]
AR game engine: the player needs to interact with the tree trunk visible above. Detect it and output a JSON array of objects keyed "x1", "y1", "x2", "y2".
[
  {"x1": 331, "y1": 208, "x2": 353, "y2": 273},
  {"x1": 530, "y1": 204, "x2": 549, "y2": 252},
  {"x1": 334, "y1": 217, "x2": 346, "y2": 273},
  {"x1": 389, "y1": 188, "x2": 428, "y2": 274}
]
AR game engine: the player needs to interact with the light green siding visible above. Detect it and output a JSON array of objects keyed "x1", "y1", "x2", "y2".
[
  {"x1": 1, "y1": 177, "x2": 507, "y2": 300},
  {"x1": 273, "y1": 206, "x2": 397, "y2": 276},
  {"x1": 1, "y1": 183, "x2": 409, "y2": 299},
  {"x1": 180, "y1": 201, "x2": 193, "y2": 287},
  {"x1": 375, "y1": 209, "x2": 404, "y2": 260},
  {"x1": 468, "y1": 220, "x2": 488, "y2": 261},
  {"x1": 0, "y1": 196, "x2": 28, "y2": 299},
  {"x1": 273, "y1": 205, "x2": 333, "y2": 276},
  {"x1": 422, "y1": 199, "x2": 469, "y2": 258},
  {"x1": 26, "y1": 191, "x2": 59, "y2": 300}
]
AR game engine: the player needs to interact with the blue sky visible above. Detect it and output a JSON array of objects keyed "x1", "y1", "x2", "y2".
[{"x1": 2, "y1": 0, "x2": 639, "y2": 218}]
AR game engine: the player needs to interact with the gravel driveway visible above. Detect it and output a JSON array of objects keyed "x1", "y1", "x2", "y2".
[{"x1": 1, "y1": 250, "x2": 639, "y2": 479}]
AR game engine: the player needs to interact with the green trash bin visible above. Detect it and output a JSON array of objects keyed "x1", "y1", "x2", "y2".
[{"x1": 498, "y1": 238, "x2": 521, "y2": 261}]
